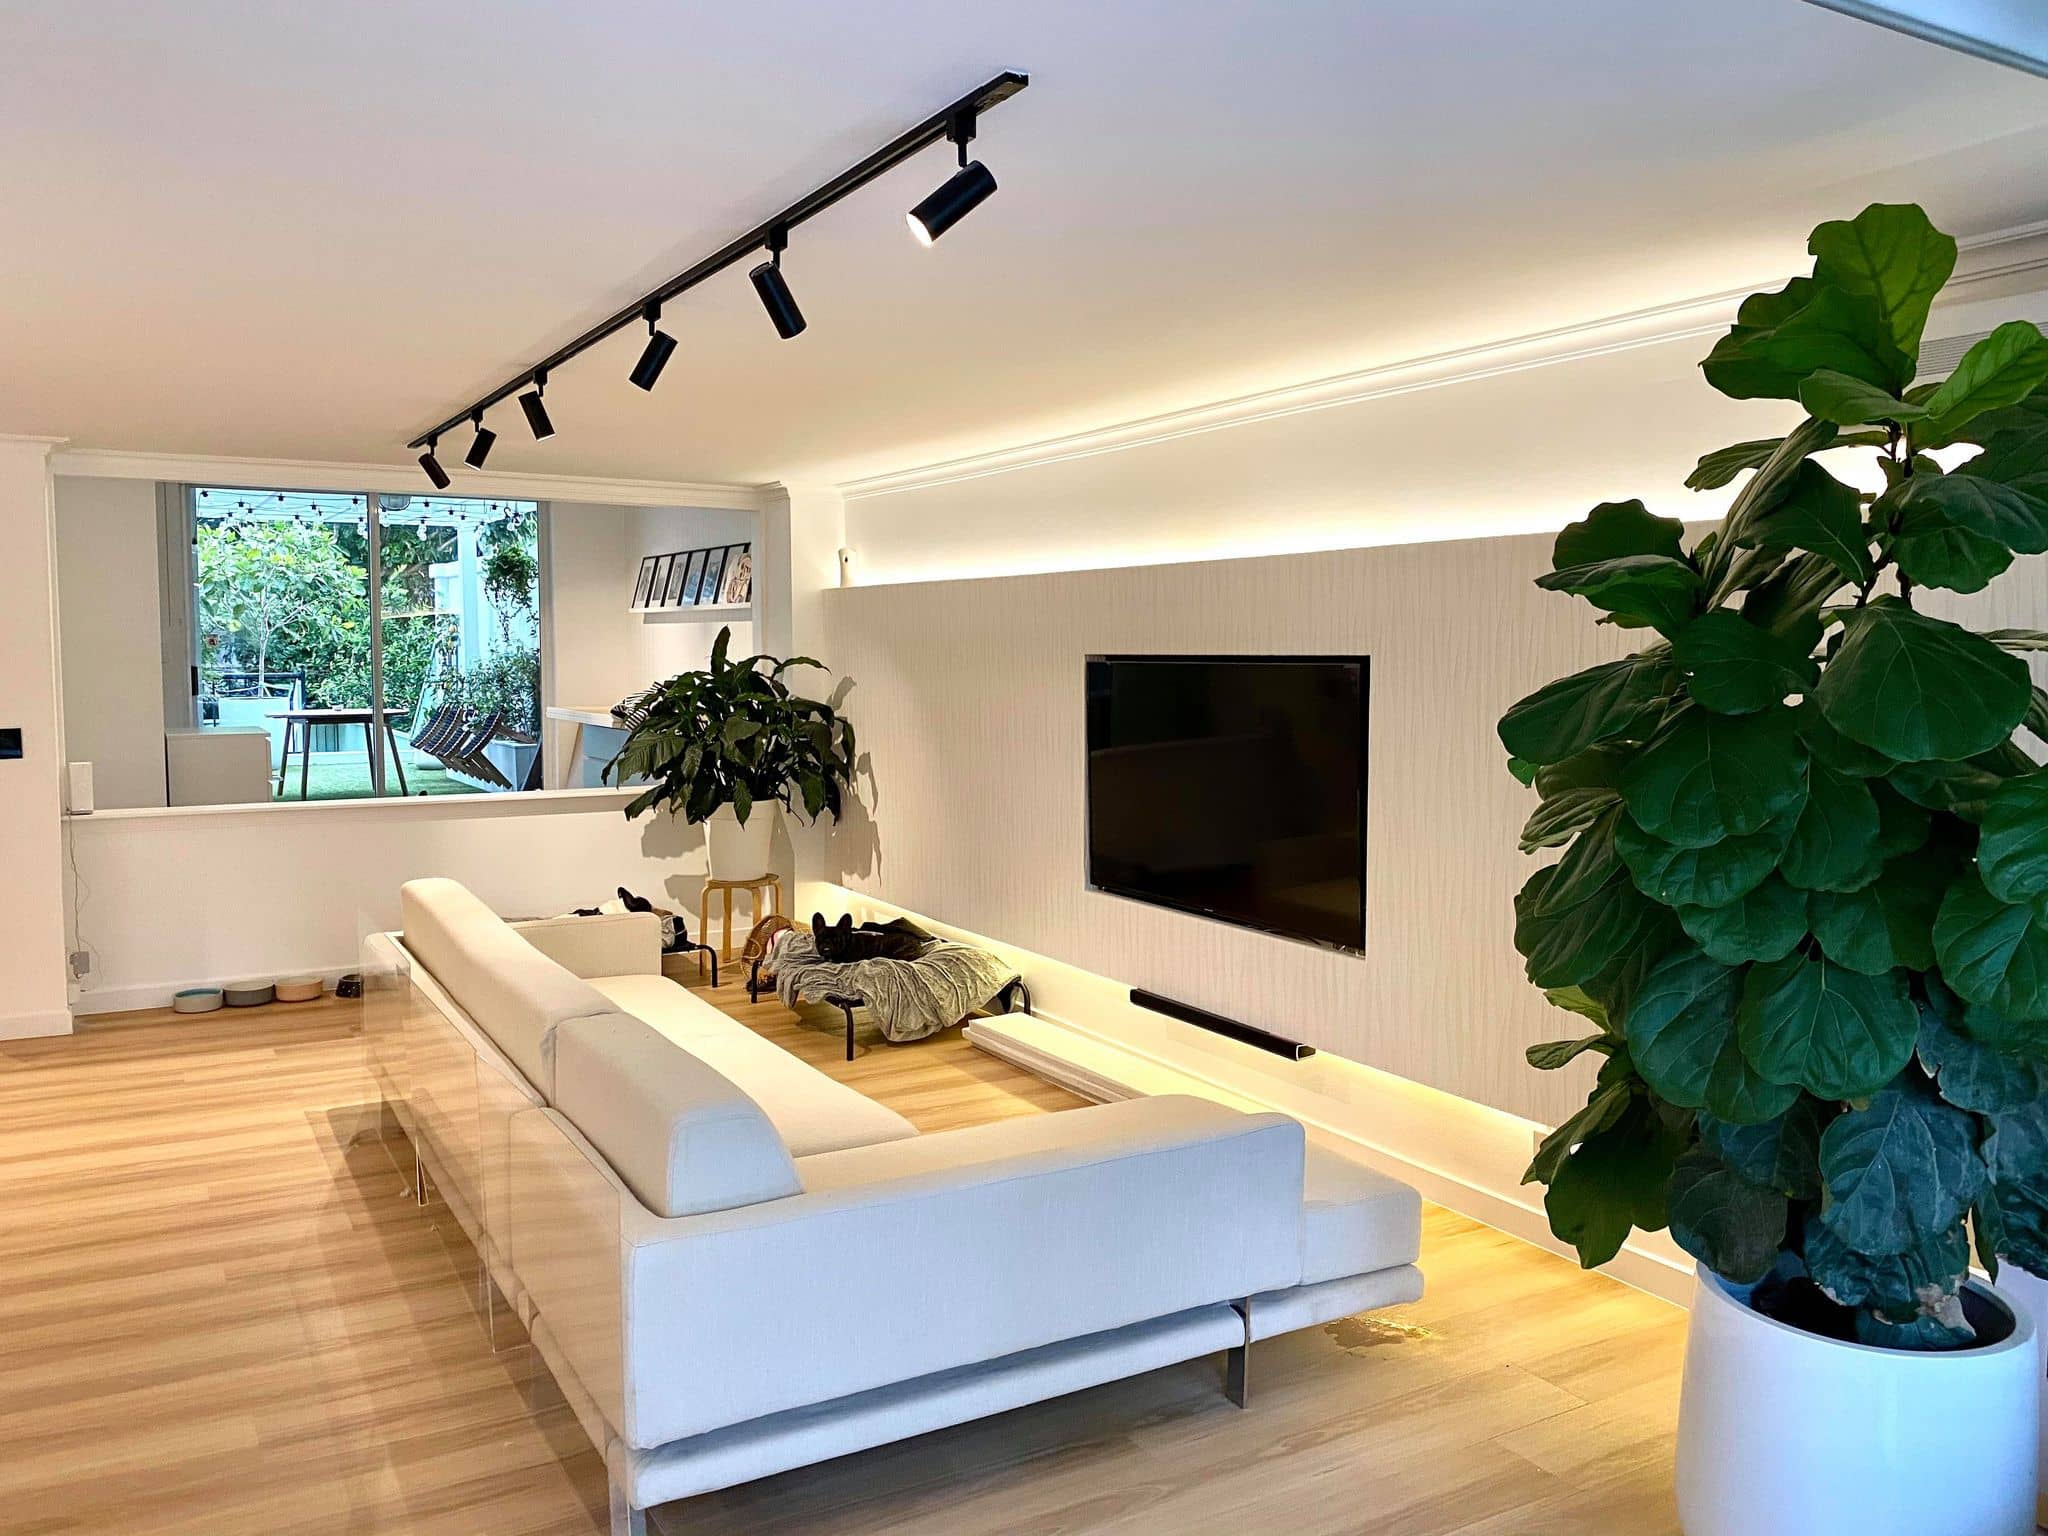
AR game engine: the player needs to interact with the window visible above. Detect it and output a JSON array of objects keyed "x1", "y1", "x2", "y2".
[{"x1": 185, "y1": 486, "x2": 543, "y2": 801}]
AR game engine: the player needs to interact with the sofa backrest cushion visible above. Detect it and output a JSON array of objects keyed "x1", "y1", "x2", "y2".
[
  {"x1": 400, "y1": 877, "x2": 621, "y2": 1099},
  {"x1": 552, "y1": 1014, "x2": 800, "y2": 1218},
  {"x1": 513, "y1": 911, "x2": 662, "y2": 980}
]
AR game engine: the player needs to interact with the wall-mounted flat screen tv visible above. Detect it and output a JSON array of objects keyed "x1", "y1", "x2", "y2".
[{"x1": 1085, "y1": 654, "x2": 1368, "y2": 952}]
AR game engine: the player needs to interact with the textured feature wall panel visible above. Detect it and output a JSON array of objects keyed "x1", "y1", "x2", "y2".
[{"x1": 817, "y1": 530, "x2": 1653, "y2": 1126}]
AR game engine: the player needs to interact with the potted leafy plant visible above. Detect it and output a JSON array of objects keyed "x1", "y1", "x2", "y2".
[
  {"x1": 1501, "y1": 204, "x2": 2047, "y2": 1535},
  {"x1": 608, "y1": 626, "x2": 857, "y2": 878}
]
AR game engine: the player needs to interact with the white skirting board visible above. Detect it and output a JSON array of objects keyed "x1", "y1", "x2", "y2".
[{"x1": 966, "y1": 1010, "x2": 1695, "y2": 1307}]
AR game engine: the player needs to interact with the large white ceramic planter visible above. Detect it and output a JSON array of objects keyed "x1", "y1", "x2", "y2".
[
  {"x1": 703, "y1": 801, "x2": 775, "y2": 880},
  {"x1": 1993, "y1": 1264, "x2": 2048, "y2": 1527},
  {"x1": 1676, "y1": 1268, "x2": 2039, "y2": 1536}
]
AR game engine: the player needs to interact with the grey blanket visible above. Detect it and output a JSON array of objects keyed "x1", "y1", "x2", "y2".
[{"x1": 771, "y1": 932, "x2": 1021, "y2": 1044}]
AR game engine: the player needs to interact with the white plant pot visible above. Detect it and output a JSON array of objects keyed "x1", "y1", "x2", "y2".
[
  {"x1": 1993, "y1": 1264, "x2": 2048, "y2": 1528},
  {"x1": 704, "y1": 801, "x2": 776, "y2": 880},
  {"x1": 1676, "y1": 1268, "x2": 2039, "y2": 1536}
]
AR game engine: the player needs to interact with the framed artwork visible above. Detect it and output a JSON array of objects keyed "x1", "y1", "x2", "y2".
[
  {"x1": 670, "y1": 550, "x2": 704, "y2": 605},
  {"x1": 631, "y1": 555, "x2": 658, "y2": 608},
  {"x1": 647, "y1": 554, "x2": 674, "y2": 608},
  {"x1": 696, "y1": 546, "x2": 728, "y2": 604},
  {"x1": 720, "y1": 545, "x2": 753, "y2": 605}
]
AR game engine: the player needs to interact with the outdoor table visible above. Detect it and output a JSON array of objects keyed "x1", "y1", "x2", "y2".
[{"x1": 268, "y1": 708, "x2": 409, "y2": 799}]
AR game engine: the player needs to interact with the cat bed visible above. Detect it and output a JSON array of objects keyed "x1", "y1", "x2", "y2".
[{"x1": 758, "y1": 921, "x2": 1026, "y2": 1046}]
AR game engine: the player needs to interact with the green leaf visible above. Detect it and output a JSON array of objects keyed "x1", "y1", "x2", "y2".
[
  {"x1": 1544, "y1": 1100, "x2": 1684, "y2": 1268},
  {"x1": 1524, "y1": 1077, "x2": 1634, "y2": 1186},
  {"x1": 1978, "y1": 772, "x2": 2048, "y2": 906},
  {"x1": 1918, "y1": 993, "x2": 2046, "y2": 1113},
  {"x1": 1518, "y1": 785, "x2": 1618, "y2": 853},
  {"x1": 1514, "y1": 864, "x2": 1670, "y2": 991},
  {"x1": 1989, "y1": 629, "x2": 2048, "y2": 653},
  {"x1": 1672, "y1": 610, "x2": 1818, "y2": 715},
  {"x1": 1535, "y1": 554, "x2": 1702, "y2": 636},
  {"x1": 1552, "y1": 500, "x2": 1685, "y2": 568},
  {"x1": 1689, "y1": 438, "x2": 1792, "y2": 492},
  {"x1": 1527, "y1": 1035, "x2": 1614, "y2": 1071},
  {"x1": 1806, "y1": 1216, "x2": 1971, "y2": 1317},
  {"x1": 1698, "y1": 1098, "x2": 1829, "y2": 1198},
  {"x1": 1892, "y1": 501, "x2": 2014, "y2": 594},
  {"x1": 1702, "y1": 277, "x2": 1914, "y2": 402},
  {"x1": 1623, "y1": 948, "x2": 1744, "y2": 1109},
  {"x1": 1808, "y1": 854, "x2": 1946, "y2": 974},
  {"x1": 1795, "y1": 697, "x2": 1891, "y2": 777},
  {"x1": 1498, "y1": 652, "x2": 1670, "y2": 766},
  {"x1": 730, "y1": 780, "x2": 753, "y2": 826},
  {"x1": 1667, "y1": 1147, "x2": 1788, "y2": 1284},
  {"x1": 1933, "y1": 869, "x2": 2048, "y2": 1022},
  {"x1": 1621, "y1": 707, "x2": 1809, "y2": 849},
  {"x1": 1543, "y1": 985, "x2": 1609, "y2": 1027},
  {"x1": 1798, "y1": 369, "x2": 1927, "y2": 426},
  {"x1": 1982, "y1": 1101, "x2": 2048, "y2": 1274},
  {"x1": 1882, "y1": 471, "x2": 2048, "y2": 557},
  {"x1": 1740, "y1": 554, "x2": 1852, "y2": 644},
  {"x1": 1532, "y1": 743, "x2": 1635, "y2": 798},
  {"x1": 1816, "y1": 599, "x2": 2032, "y2": 763},
  {"x1": 1871, "y1": 779, "x2": 1933, "y2": 859},
  {"x1": 1808, "y1": 203, "x2": 1957, "y2": 361},
  {"x1": 1616, "y1": 809, "x2": 1792, "y2": 909},
  {"x1": 1740, "y1": 460, "x2": 1873, "y2": 586},
  {"x1": 1888, "y1": 757, "x2": 2005, "y2": 819},
  {"x1": 1920, "y1": 321, "x2": 2048, "y2": 439},
  {"x1": 1678, "y1": 877, "x2": 1808, "y2": 966},
  {"x1": 1738, "y1": 952, "x2": 1918, "y2": 1099},
  {"x1": 1778, "y1": 764, "x2": 1884, "y2": 893},
  {"x1": 1534, "y1": 806, "x2": 1623, "y2": 913},
  {"x1": 1818, "y1": 1081, "x2": 1984, "y2": 1257},
  {"x1": 1507, "y1": 755, "x2": 1539, "y2": 786}
]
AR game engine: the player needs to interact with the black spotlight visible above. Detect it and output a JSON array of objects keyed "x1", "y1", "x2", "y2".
[
  {"x1": 910, "y1": 162, "x2": 996, "y2": 245},
  {"x1": 910, "y1": 109, "x2": 997, "y2": 245},
  {"x1": 464, "y1": 411, "x2": 496, "y2": 469},
  {"x1": 630, "y1": 302, "x2": 677, "y2": 390},
  {"x1": 419, "y1": 437, "x2": 451, "y2": 489},
  {"x1": 750, "y1": 228, "x2": 806, "y2": 339},
  {"x1": 519, "y1": 371, "x2": 555, "y2": 440}
]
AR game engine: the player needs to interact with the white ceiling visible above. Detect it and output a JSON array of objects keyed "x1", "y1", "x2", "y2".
[{"x1": 2, "y1": 1, "x2": 2045, "y2": 488}]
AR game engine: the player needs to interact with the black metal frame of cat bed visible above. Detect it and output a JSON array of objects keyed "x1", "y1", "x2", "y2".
[{"x1": 749, "y1": 956, "x2": 1032, "y2": 1060}]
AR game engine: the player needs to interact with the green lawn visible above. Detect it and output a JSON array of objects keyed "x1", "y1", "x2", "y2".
[{"x1": 273, "y1": 754, "x2": 484, "y2": 802}]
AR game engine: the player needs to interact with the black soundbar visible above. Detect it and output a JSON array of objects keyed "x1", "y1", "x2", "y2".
[{"x1": 1129, "y1": 989, "x2": 1317, "y2": 1061}]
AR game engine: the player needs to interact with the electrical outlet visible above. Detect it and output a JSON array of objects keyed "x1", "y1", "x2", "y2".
[{"x1": 69, "y1": 949, "x2": 92, "y2": 978}]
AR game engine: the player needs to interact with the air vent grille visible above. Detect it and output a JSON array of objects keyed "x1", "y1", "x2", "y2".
[{"x1": 1920, "y1": 322, "x2": 2048, "y2": 383}]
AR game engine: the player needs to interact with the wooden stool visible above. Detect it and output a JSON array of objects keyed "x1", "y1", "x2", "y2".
[{"x1": 700, "y1": 875, "x2": 782, "y2": 963}]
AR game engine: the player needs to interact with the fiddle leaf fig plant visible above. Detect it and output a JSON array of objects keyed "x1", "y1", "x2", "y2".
[
  {"x1": 1504, "y1": 203, "x2": 2048, "y2": 1349},
  {"x1": 608, "y1": 626, "x2": 857, "y2": 828}
]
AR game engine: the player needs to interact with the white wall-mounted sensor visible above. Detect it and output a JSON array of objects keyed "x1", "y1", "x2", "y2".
[
  {"x1": 838, "y1": 547, "x2": 858, "y2": 587},
  {"x1": 66, "y1": 761, "x2": 94, "y2": 815}
]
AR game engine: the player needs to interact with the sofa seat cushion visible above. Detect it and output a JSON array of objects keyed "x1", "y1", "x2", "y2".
[
  {"x1": 400, "y1": 877, "x2": 622, "y2": 1098},
  {"x1": 1301, "y1": 1139, "x2": 1424, "y2": 1284},
  {"x1": 590, "y1": 973, "x2": 918, "y2": 1157},
  {"x1": 554, "y1": 1015, "x2": 800, "y2": 1218}
]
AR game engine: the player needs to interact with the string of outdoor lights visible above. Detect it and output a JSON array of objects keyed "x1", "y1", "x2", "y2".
[
  {"x1": 196, "y1": 488, "x2": 535, "y2": 528},
  {"x1": 409, "y1": 70, "x2": 1028, "y2": 487}
]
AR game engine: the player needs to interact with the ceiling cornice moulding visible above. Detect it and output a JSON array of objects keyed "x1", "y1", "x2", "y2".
[
  {"x1": 47, "y1": 448, "x2": 764, "y2": 510},
  {"x1": 841, "y1": 218, "x2": 2048, "y2": 503}
]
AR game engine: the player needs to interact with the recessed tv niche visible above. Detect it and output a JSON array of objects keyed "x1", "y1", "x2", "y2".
[{"x1": 1085, "y1": 654, "x2": 1369, "y2": 952}]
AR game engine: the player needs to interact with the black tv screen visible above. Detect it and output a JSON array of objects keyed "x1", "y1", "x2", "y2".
[{"x1": 1085, "y1": 654, "x2": 1368, "y2": 951}]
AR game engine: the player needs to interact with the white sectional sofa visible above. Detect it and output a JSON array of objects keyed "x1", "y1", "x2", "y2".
[{"x1": 363, "y1": 877, "x2": 1423, "y2": 1535}]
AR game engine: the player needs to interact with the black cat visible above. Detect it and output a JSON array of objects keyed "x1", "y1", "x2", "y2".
[{"x1": 810, "y1": 912, "x2": 927, "y2": 964}]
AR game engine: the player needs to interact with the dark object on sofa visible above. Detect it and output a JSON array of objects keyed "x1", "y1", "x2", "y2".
[
  {"x1": 809, "y1": 912, "x2": 929, "y2": 963},
  {"x1": 570, "y1": 887, "x2": 720, "y2": 985}
]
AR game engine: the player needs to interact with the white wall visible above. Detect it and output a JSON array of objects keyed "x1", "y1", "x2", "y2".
[
  {"x1": 543, "y1": 500, "x2": 755, "y2": 784},
  {"x1": 0, "y1": 438, "x2": 72, "y2": 1038},
  {"x1": 54, "y1": 476, "x2": 167, "y2": 809},
  {"x1": 65, "y1": 791, "x2": 718, "y2": 1012}
]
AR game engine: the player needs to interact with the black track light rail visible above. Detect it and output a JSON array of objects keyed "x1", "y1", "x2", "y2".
[{"x1": 407, "y1": 70, "x2": 1028, "y2": 452}]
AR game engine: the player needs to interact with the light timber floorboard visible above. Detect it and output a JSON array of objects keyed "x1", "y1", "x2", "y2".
[{"x1": 0, "y1": 980, "x2": 1685, "y2": 1534}]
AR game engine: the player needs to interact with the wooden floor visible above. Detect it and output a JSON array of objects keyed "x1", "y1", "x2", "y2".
[{"x1": 0, "y1": 979, "x2": 1686, "y2": 1534}]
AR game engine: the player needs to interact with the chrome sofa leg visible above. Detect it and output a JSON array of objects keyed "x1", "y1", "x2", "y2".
[
  {"x1": 608, "y1": 1444, "x2": 647, "y2": 1536},
  {"x1": 1224, "y1": 1298, "x2": 1251, "y2": 1408}
]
